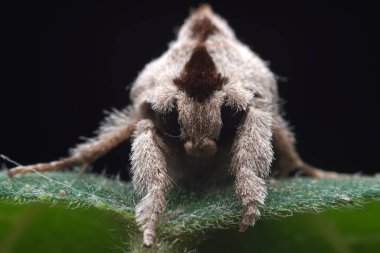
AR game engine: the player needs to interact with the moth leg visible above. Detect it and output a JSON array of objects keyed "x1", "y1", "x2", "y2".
[
  {"x1": 8, "y1": 156, "x2": 85, "y2": 177},
  {"x1": 8, "y1": 108, "x2": 139, "y2": 177},
  {"x1": 131, "y1": 119, "x2": 172, "y2": 247},
  {"x1": 273, "y1": 116, "x2": 342, "y2": 178},
  {"x1": 231, "y1": 106, "x2": 273, "y2": 232}
]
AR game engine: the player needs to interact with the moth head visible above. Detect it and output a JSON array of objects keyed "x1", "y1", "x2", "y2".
[
  {"x1": 177, "y1": 91, "x2": 223, "y2": 158},
  {"x1": 147, "y1": 83, "x2": 251, "y2": 158}
]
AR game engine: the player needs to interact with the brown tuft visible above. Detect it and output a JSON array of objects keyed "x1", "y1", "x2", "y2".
[
  {"x1": 193, "y1": 4, "x2": 212, "y2": 14},
  {"x1": 191, "y1": 17, "x2": 218, "y2": 42},
  {"x1": 173, "y1": 45, "x2": 228, "y2": 102}
]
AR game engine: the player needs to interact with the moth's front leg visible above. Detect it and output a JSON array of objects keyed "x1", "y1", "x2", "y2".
[
  {"x1": 130, "y1": 119, "x2": 173, "y2": 247},
  {"x1": 231, "y1": 106, "x2": 273, "y2": 231}
]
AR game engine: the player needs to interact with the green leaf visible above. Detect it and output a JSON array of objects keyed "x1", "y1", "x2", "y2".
[
  {"x1": 199, "y1": 201, "x2": 380, "y2": 253},
  {"x1": 0, "y1": 171, "x2": 379, "y2": 253}
]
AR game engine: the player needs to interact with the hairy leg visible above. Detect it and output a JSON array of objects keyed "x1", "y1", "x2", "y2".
[
  {"x1": 273, "y1": 116, "x2": 342, "y2": 178},
  {"x1": 231, "y1": 106, "x2": 273, "y2": 231},
  {"x1": 8, "y1": 107, "x2": 139, "y2": 177},
  {"x1": 130, "y1": 119, "x2": 173, "y2": 247}
]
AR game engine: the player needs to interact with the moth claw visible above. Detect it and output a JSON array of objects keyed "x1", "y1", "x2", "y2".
[
  {"x1": 239, "y1": 201, "x2": 259, "y2": 232},
  {"x1": 143, "y1": 242, "x2": 152, "y2": 248},
  {"x1": 143, "y1": 229, "x2": 155, "y2": 248},
  {"x1": 8, "y1": 166, "x2": 29, "y2": 177}
]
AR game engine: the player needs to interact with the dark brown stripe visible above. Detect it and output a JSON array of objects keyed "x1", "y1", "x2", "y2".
[
  {"x1": 173, "y1": 45, "x2": 228, "y2": 102},
  {"x1": 191, "y1": 17, "x2": 218, "y2": 42}
]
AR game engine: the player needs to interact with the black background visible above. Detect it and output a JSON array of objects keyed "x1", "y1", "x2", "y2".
[{"x1": 1, "y1": 0, "x2": 378, "y2": 179}]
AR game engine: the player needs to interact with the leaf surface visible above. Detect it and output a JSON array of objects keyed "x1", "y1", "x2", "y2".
[{"x1": 0, "y1": 171, "x2": 379, "y2": 252}]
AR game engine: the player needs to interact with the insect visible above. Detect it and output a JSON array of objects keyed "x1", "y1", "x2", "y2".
[{"x1": 8, "y1": 4, "x2": 340, "y2": 247}]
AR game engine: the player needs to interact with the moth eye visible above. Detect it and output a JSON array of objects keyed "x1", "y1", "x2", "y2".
[
  {"x1": 221, "y1": 104, "x2": 245, "y2": 130},
  {"x1": 160, "y1": 107, "x2": 181, "y2": 137},
  {"x1": 219, "y1": 104, "x2": 245, "y2": 144}
]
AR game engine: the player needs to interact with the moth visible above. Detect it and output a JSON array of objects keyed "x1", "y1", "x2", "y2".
[{"x1": 8, "y1": 5, "x2": 339, "y2": 247}]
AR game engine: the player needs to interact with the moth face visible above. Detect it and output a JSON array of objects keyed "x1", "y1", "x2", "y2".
[
  {"x1": 151, "y1": 91, "x2": 246, "y2": 158},
  {"x1": 177, "y1": 94, "x2": 223, "y2": 158}
]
